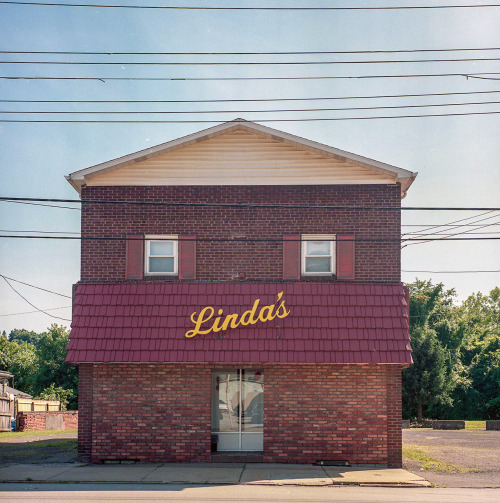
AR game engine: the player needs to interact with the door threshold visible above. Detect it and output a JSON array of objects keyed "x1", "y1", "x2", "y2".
[{"x1": 211, "y1": 451, "x2": 264, "y2": 463}]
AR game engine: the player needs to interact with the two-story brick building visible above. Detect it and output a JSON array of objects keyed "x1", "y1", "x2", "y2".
[{"x1": 66, "y1": 119, "x2": 416, "y2": 466}]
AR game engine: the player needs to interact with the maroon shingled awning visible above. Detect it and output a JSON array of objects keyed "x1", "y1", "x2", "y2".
[{"x1": 66, "y1": 282, "x2": 412, "y2": 365}]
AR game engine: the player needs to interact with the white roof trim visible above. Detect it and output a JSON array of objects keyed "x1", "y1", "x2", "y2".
[{"x1": 66, "y1": 119, "x2": 417, "y2": 197}]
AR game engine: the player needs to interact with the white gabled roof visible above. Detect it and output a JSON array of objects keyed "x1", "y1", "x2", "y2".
[{"x1": 66, "y1": 119, "x2": 417, "y2": 198}]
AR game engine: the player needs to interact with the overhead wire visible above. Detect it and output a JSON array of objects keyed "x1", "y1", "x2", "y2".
[
  {"x1": 467, "y1": 75, "x2": 500, "y2": 81},
  {"x1": 402, "y1": 213, "x2": 500, "y2": 247},
  {"x1": 0, "y1": 228, "x2": 80, "y2": 234},
  {"x1": 3, "y1": 99, "x2": 500, "y2": 115},
  {"x1": 2, "y1": 196, "x2": 500, "y2": 211},
  {"x1": 1, "y1": 2, "x2": 499, "y2": 11},
  {"x1": 3, "y1": 230, "x2": 499, "y2": 237},
  {"x1": 402, "y1": 269, "x2": 500, "y2": 273},
  {"x1": 3, "y1": 228, "x2": 499, "y2": 236},
  {"x1": 402, "y1": 210, "x2": 498, "y2": 236},
  {"x1": 2, "y1": 57, "x2": 500, "y2": 65},
  {"x1": 2, "y1": 72, "x2": 499, "y2": 81},
  {"x1": 0, "y1": 305, "x2": 72, "y2": 317},
  {"x1": 3, "y1": 89, "x2": 500, "y2": 104},
  {"x1": 402, "y1": 219, "x2": 500, "y2": 246},
  {"x1": 403, "y1": 231, "x2": 500, "y2": 235},
  {"x1": 3, "y1": 111, "x2": 500, "y2": 122},
  {"x1": 408, "y1": 214, "x2": 500, "y2": 236},
  {"x1": 0, "y1": 199, "x2": 80, "y2": 210},
  {"x1": 0, "y1": 235, "x2": 499, "y2": 242},
  {"x1": 402, "y1": 223, "x2": 500, "y2": 227},
  {"x1": 1, "y1": 276, "x2": 71, "y2": 321},
  {"x1": 2, "y1": 48, "x2": 500, "y2": 55},
  {"x1": 0, "y1": 274, "x2": 71, "y2": 298}
]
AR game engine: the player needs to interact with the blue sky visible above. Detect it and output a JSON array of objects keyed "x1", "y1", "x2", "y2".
[{"x1": 0, "y1": 1, "x2": 499, "y2": 335}]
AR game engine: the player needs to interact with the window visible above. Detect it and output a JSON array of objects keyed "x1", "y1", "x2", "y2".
[
  {"x1": 301, "y1": 234, "x2": 336, "y2": 276},
  {"x1": 145, "y1": 235, "x2": 178, "y2": 275}
]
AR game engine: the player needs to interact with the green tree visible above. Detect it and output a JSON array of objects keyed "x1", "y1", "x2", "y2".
[
  {"x1": 468, "y1": 335, "x2": 500, "y2": 419},
  {"x1": 1, "y1": 324, "x2": 78, "y2": 409},
  {"x1": 450, "y1": 288, "x2": 500, "y2": 419},
  {"x1": 30, "y1": 324, "x2": 78, "y2": 409},
  {"x1": 0, "y1": 337, "x2": 37, "y2": 394},
  {"x1": 36, "y1": 383, "x2": 74, "y2": 411},
  {"x1": 403, "y1": 280, "x2": 457, "y2": 420},
  {"x1": 8, "y1": 329, "x2": 43, "y2": 347},
  {"x1": 403, "y1": 325, "x2": 452, "y2": 421}
]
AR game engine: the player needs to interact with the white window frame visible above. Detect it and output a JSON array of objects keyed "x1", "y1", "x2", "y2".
[
  {"x1": 301, "y1": 234, "x2": 336, "y2": 276},
  {"x1": 144, "y1": 235, "x2": 178, "y2": 276}
]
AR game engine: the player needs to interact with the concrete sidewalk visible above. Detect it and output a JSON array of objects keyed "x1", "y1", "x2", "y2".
[{"x1": 0, "y1": 462, "x2": 430, "y2": 487}]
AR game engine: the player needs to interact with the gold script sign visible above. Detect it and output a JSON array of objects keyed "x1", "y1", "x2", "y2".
[{"x1": 185, "y1": 291, "x2": 290, "y2": 338}]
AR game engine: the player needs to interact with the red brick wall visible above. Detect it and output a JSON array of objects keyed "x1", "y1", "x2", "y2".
[
  {"x1": 17, "y1": 411, "x2": 78, "y2": 431},
  {"x1": 80, "y1": 363, "x2": 402, "y2": 466},
  {"x1": 80, "y1": 185, "x2": 401, "y2": 283},
  {"x1": 386, "y1": 365, "x2": 403, "y2": 467},
  {"x1": 77, "y1": 364, "x2": 93, "y2": 462},
  {"x1": 264, "y1": 364, "x2": 393, "y2": 465},
  {"x1": 90, "y1": 364, "x2": 212, "y2": 463}
]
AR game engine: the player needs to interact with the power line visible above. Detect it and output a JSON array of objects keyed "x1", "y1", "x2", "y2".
[
  {"x1": 0, "y1": 228, "x2": 80, "y2": 234},
  {"x1": 0, "y1": 235, "x2": 499, "y2": 242},
  {"x1": 0, "y1": 305, "x2": 71, "y2": 317},
  {"x1": 402, "y1": 223, "x2": 500, "y2": 227},
  {"x1": 1, "y1": 2, "x2": 499, "y2": 11},
  {"x1": 402, "y1": 210, "x2": 498, "y2": 236},
  {"x1": 403, "y1": 231, "x2": 500, "y2": 235},
  {"x1": 3, "y1": 100, "x2": 500, "y2": 115},
  {"x1": 402, "y1": 214, "x2": 500, "y2": 248},
  {"x1": 2, "y1": 197, "x2": 500, "y2": 211},
  {"x1": 403, "y1": 220, "x2": 500, "y2": 244},
  {"x1": 467, "y1": 75, "x2": 500, "y2": 81},
  {"x1": 3, "y1": 57, "x2": 500, "y2": 65},
  {"x1": 0, "y1": 274, "x2": 71, "y2": 298},
  {"x1": 1, "y1": 276, "x2": 71, "y2": 322},
  {"x1": 2, "y1": 48, "x2": 500, "y2": 55},
  {"x1": 3, "y1": 227, "x2": 498, "y2": 236},
  {"x1": 5, "y1": 230, "x2": 498, "y2": 237},
  {"x1": 2, "y1": 111, "x2": 500, "y2": 122},
  {"x1": 410, "y1": 215, "x2": 500, "y2": 237},
  {"x1": 0, "y1": 199, "x2": 80, "y2": 210},
  {"x1": 403, "y1": 269, "x2": 500, "y2": 273},
  {"x1": 4, "y1": 90, "x2": 500, "y2": 104},
  {"x1": 2, "y1": 72, "x2": 499, "y2": 82}
]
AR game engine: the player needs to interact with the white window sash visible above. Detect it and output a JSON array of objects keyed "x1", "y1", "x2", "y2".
[
  {"x1": 144, "y1": 235, "x2": 178, "y2": 276},
  {"x1": 301, "y1": 235, "x2": 336, "y2": 276}
]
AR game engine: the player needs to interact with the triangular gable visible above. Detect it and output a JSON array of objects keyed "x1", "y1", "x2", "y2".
[{"x1": 67, "y1": 119, "x2": 417, "y2": 197}]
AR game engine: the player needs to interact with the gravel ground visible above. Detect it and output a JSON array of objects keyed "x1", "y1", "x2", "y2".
[{"x1": 403, "y1": 429, "x2": 500, "y2": 488}]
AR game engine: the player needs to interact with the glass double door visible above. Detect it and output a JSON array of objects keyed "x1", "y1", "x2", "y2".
[{"x1": 211, "y1": 369, "x2": 264, "y2": 452}]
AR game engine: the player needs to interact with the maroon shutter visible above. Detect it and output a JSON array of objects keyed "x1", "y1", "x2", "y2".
[
  {"x1": 126, "y1": 234, "x2": 143, "y2": 280},
  {"x1": 336, "y1": 235, "x2": 355, "y2": 280},
  {"x1": 179, "y1": 235, "x2": 196, "y2": 280},
  {"x1": 283, "y1": 235, "x2": 300, "y2": 280}
]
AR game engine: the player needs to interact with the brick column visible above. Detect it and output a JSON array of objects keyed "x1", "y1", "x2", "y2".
[
  {"x1": 386, "y1": 365, "x2": 402, "y2": 467},
  {"x1": 77, "y1": 363, "x2": 93, "y2": 462}
]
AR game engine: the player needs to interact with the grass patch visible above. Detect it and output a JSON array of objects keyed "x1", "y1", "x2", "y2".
[
  {"x1": 403, "y1": 444, "x2": 479, "y2": 473},
  {"x1": 0, "y1": 429, "x2": 77, "y2": 440},
  {"x1": 465, "y1": 421, "x2": 486, "y2": 431}
]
